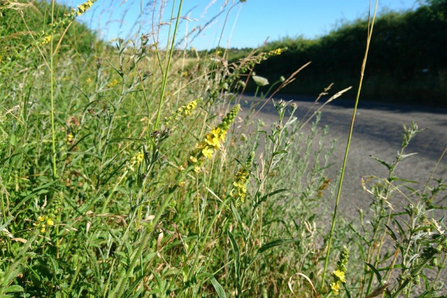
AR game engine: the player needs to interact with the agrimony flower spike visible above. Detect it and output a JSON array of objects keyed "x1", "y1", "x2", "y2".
[
  {"x1": 188, "y1": 105, "x2": 240, "y2": 169},
  {"x1": 330, "y1": 247, "x2": 349, "y2": 295}
]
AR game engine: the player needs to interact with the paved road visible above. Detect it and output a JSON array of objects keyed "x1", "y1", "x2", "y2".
[{"x1": 239, "y1": 94, "x2": 447, "y2": 218}]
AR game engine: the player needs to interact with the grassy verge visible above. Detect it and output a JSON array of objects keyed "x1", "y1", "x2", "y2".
[{"x1": 0, "y1": 1, "x2": 445, "y2": 297}]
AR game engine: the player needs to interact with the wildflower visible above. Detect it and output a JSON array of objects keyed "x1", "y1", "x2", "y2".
[
  {"x1": 330, "y1": 281, "x2": 342, "y2": 295},
  {"x1": 202, "y1": 147, "x2": 214, "y2": 159},
  {"x1": 66, "y1": 132, "x2": 74, "y2": 145},
  {"x1": 252, "y1": 75, "x2": 269, "y2": 86},
  {"x1": 231, "y1": 152, "x2": 253, "y2": 203},
  {"x1": 330, "y1": 247, "x2": 349, "y2": 295},
  {"x1": 128, "y1": 151, "x2": 144, "y2": 171},
  {"x1": 46, "y1": 218, "x2": 54, "y2": 226},
  {"x1": 34, "y1": 215, "x2": 55, "y2": 233},
  {"x1": 188, "y1": 105, "x2": 239, "y2": 166},
  {"x1": 164, "y1": 99, "x2": 200, "y2": 127},
  {"x1": 333, "y1": 269, "x2": 346, "y2": 283},
  {"x1": 76, "y1": 0, "x2": 95, "y2": 16},
  {"x1": 40, "y1": 35, "x2": 52, "y2": 45},
  {"x1": 107, "y1": 79, "x2": 118, "y2": 88},
  {"x1": 86, "y1": 77, "x2": 92, "y2": 84}
]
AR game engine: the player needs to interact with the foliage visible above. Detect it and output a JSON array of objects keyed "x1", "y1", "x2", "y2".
[
  {"x1": 0, "y1": 1, "x2": 445, "y2": 297},
  {"x1": 226, "y1": 1, "x2": 446, "y2": 107}
]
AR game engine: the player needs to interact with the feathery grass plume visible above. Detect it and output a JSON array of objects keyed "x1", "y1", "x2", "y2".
[
  {"x1": 330, "y1": 247, "x2": 349, "y2": 295},
  {"x1": 188, "y1": 105, "x2": 240, "y2": 170},
  {"x1": 231, "y1": 152, "x2": 254, "y2": 203},
  {"x1": 164, "y1": 98, "x2": 200, "y2": 128}
]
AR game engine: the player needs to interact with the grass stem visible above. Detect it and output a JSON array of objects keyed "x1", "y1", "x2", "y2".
[{"x1": 320, "y1": 0, "x2": 379, "y2": 291}]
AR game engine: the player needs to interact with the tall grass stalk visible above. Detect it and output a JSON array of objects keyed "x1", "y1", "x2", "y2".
[
  {"x1": 154, "y1": 0, "x2": 184, "y2": 130},
  {"x1": 50, "y1": 0, "x2": 57, "y2": 178},
  {"x1": 320, "y1": 0, "x2": 379, "y2": 290}
]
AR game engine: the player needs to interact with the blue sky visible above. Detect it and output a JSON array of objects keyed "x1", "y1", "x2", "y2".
[{"x1": 60, "y1": 0, "x2": 420, "y2": 50}]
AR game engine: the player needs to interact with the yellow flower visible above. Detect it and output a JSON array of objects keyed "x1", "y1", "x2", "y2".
[
  {"x1": 76, "y1": 0, "x2": 94, "y2": 16},
  {"x1": 38, "y1": 215, "x2": 46, "y2": 222},
  {"x1": 333, "y1": 269, "x2": 346, "y2": 283},
  {"x1": 41, "y1": 35, "x2": 52, "y2": 45},
  {"x1": 205, "y1": 132, "x2": 221, "y2": 148},
  {"x1": 41, "y1": 227, "x2": 46, "y2": 233},
  {"x1": 189, "y1": 156, "x2": 198, "y2": 163},
  {"x1": 330, "y1": 281, "x2": 342, "y2": 295},
  {"x1": 107, "y1": 79, "x2": 118, "y2": 88},
  {"x1": 86, "y1": 77, "x2": 92, "y2": 83},
  {"x1": 46, "y1": 218, "x2": 54, "y2": 226},
  {"x1": 202, "y1": 146, "x2": 214, "y2": 159},
  {"x1": 67, "y1": 133, "x2": 74, "y2": 144}
]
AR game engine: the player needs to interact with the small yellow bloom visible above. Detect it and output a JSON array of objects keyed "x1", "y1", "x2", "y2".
[
  {"x1": 38, "y1": 215, "x2": 46, "y2": 222},
  {"x1": 333, "y1": 269, "x2": 346, "y2": 283},
  {"x1": 41, "y1": 35, "x2": 52, "y2": 45},
  {"x1": 41, "y1": 227, "x2": 46, "y2": 233},
  {"x1": 107, "y1": 79, "x2": 118, "y2": 88},
  {"x1": 202, "y1": 146, "x2": 214, "y2": 159},
  {"x1": 46, "y1": 218, "x2": 54, "y2": 226},
  {"x1": 205, "y1": 133, "x2": 220, "y2": 148},
  {"x1": 86, "y1": 77, "x2": 92, "y2": 83},
  {"x1": 67, "y1": 133, "x2": 74, "y2": 144},
  {"x1": 189, "y1": 156, "x2": 198, "y2": 163},
  {"x1": 330, "y1": 281, "x2": 342, "y2": 295}
]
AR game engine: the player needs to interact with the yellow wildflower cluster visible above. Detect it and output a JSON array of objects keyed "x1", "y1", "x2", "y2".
[
  {"x1": 66, "y1": 132, "x2": 74, "y2": 145},
  {"x1": 231, "y1": 153, "x2": 253, "y2": 203},
  {"x1": 34, "y1": 215, "x2": 55, "y2": 233},
  {"x1": 40, "y1": 35, "x2": 52, "y2": 45},
  {"x1": 267, "y1": 48, "x2": 283, "y2": 56},
  {"x1": 330, "y1": 248, "x2": 349, "y2": 295},
  {"x1": 188, "y1": 105, "x2": 240, "y2": 170},
  {"x1": 128, "y1": 151, "x2": 144, "y2": 172},
  {"x1": 164, "y1": 99, "x2": 200, "y2": 128},
  {"x1": 76, "y1": 0, "x2": 94, "y2": 16},
  {"x1": 107, "y1": 79, "x2": 118, "y2": 88}
]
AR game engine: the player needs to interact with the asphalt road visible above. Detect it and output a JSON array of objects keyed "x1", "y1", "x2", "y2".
[{"x1": 239, "y1": 94, "x2": 447, "y2": 218}]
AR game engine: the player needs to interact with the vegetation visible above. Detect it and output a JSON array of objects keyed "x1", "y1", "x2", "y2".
[
  {"x1": 0, "y1": 0, "x2": 446, "y2": 297},
  {"x1": 200, "y1": 0, "x2": 446, "y2": 107}
]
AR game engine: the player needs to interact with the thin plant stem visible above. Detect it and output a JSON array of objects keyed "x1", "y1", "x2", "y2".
[
  {"x1": 154, "y1": 0, "x2": 184, "y2": 130},
  {"x1": 320, "y1": 0, "x2": 379, "y2": 291},
  {"x1": 50, "y1": 0, "x2": 57, "y2": 178}
]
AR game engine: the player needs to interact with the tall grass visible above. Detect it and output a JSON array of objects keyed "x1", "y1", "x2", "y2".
[{"x1": 0, "y1": 0, "x2": 445, "y2": 297}]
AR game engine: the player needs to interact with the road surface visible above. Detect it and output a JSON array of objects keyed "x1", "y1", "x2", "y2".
[{"x1": 239, "y1": 94, "x2": 447, "y2": 218}]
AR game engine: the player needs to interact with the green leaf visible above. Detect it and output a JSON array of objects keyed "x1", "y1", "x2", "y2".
[
  {"x1": 227, "y1": 232, "x2": 240, "y2": 275},
  {"x1": 256, "y1": 189, "x2": 288, "y2": 207},
  {"x1": 370, "y1": 155, "x2": 391, "y2": 170},
  {"x1": 258, "y1": 239, "x2": 294, "y2": 254},
  {"x1": 366, "y1": 263, "x2": 382, "y2": 284},
  {"x1": 210, "y1": 277, "x2": 227, "y2": 298},
  {"x1": 385, "y1": 225, "x2": 398, "y2": 242},
  {"x1": 273, "y1": 150, "x2": 288, "y2": 156},
  {"x1": 4, "y1": 285, "x2": 24, "y2": 293},
  {"x1": 230, "y1": 203, "x2": 242, "y2": 224}
]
